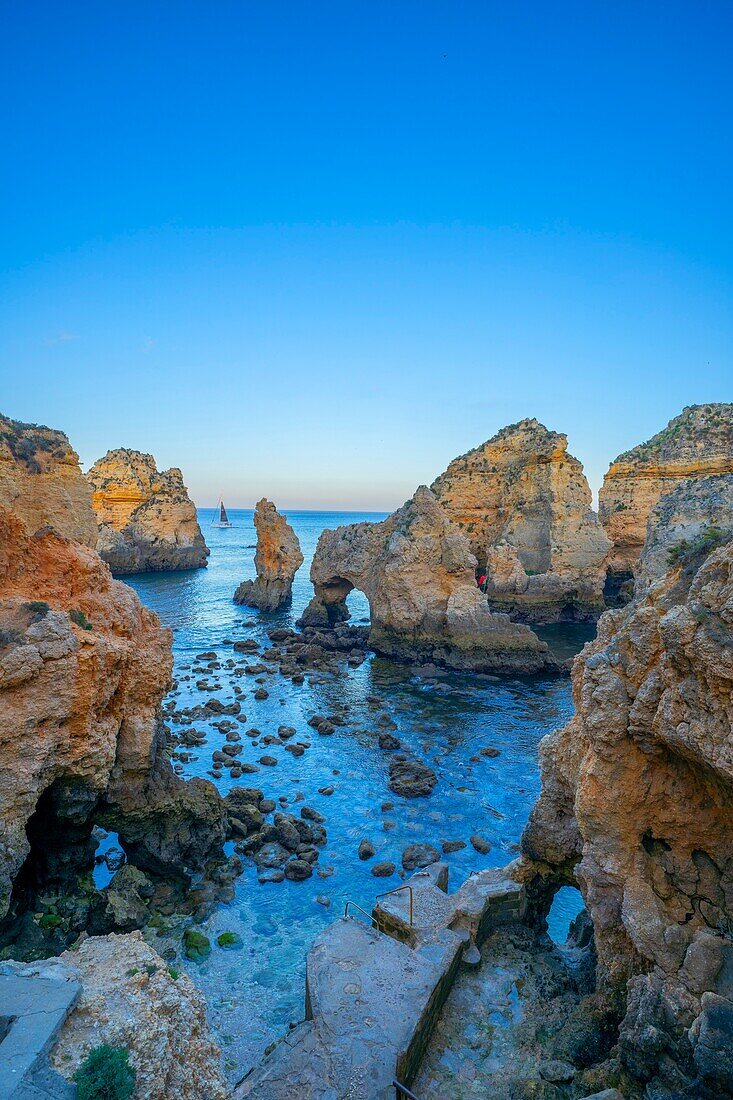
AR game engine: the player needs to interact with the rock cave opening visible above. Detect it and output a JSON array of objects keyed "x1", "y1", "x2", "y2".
[
  {"x1": 0, "y1": 778, "x2": 101, "y2": 956},
  {"x1": 547, "y1": 884, "x2": 586, "y2": 944}
]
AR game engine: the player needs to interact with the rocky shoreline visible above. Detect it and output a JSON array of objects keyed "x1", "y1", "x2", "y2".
[{"x1": 1, "y1": 404, "x2": 732, "y2": 1098}]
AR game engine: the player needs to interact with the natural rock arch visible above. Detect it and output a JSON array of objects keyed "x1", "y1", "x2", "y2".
[{"x1": 299, "y1": 486, "x2": 556, "y2": 675}]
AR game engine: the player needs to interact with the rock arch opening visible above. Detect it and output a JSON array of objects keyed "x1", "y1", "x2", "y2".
[{"x1": 547, "y1": 883, "x2": 586, "y2": 945}]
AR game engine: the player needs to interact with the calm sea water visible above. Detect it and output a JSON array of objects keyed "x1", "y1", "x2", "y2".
[{"x1": 124, "y1": 508, "x2": 584, "y2": 1081}]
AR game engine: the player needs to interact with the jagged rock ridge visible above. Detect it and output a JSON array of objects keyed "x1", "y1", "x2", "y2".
[
  {"x1": 87, "y1": 448, "x2": 209, "y2": 574},
  {"x1": 234, "y1": 498, "x2": 304, "y2": 610},
  {"x1": 299, "y1": 485, "x2": 556, "y2": 675},
  {"x1": 431, "y1": 419, "x2": 611, "y2": 622},
  {"x1": 599, "y1": 403, "x2": 733, "y2": 601}
]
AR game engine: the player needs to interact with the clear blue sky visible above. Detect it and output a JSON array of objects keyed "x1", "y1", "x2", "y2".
[{"x1": 1, "y1": 1, "x2": 731, "y2": 509}]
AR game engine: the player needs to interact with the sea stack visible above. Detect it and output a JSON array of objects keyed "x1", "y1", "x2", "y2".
[
  {"x1": 299, "y1": 485, "x2": 556, "y2": 675},
  {"x1": 87, "y1": 448, "x2": 209, "y2": 574},
  {"x1": 520, "y1": 518, "x2": 733, "y2": 1098},
  {"x1": 599, "y1": 403, "x2": 733, "y2": 603},
  {"x1": 234, "y1": 498, "x2": 304, "y2": 611},
  {"x1": 431, "y1": 419, "x2": 611, "y2": 622}
]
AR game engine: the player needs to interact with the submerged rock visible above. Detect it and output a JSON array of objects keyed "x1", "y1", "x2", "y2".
[
  {"x1": 599, "y1": 403, "x2": 733, "y2": 601},
  {"x1": 87, "y1": 448, "x2": 209, "y2": 574},
  {"x1": 234, "y1": 498, "x2": 304, "y2": 611},
  {"x1": 431, "y1": 419, "x2": 611, "y2": 622},
  {"x1": 388, "y1": 756, "x2": 438, "y2": 798},
  {"x1": 299, "y1": 486, "x2": 556, "y2": 675}
]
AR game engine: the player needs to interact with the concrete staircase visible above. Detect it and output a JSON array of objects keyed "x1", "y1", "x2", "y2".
[{"x1": 234, "y1": 863, "x2": 527, "y2": 1100}]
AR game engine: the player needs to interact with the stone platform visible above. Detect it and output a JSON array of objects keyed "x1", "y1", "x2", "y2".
[{"x1": 0, "y1": 962, "x2": 79, "y2": 1099}]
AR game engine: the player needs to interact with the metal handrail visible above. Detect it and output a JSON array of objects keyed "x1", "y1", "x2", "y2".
[
  {"x1": 393, "y1": 1079, "x2": 421, "y2": 1099},
  {"x1": 374, "y1": 884, "x2": 414, "y2": 929},
  {"x1": 344, "y1": 900, "x2": 382, "y2": 931}
]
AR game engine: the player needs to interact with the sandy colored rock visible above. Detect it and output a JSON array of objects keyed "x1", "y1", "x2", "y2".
[
  {"x1": 51, "y1": 932, "x2": 228, "y2": 1100},
  {"x1": 0, "y1": 415, "x2": 225, "y2": 930},
  {"x1": 599, "y1": 403, "x2": 733, "y2": 599},
  {"x1": 87, "y1": 448, "x2": 209, "y2": 573},
  {"x1": 521, "y1": 526, "x2": 733, "y2": 1097},
  {"x1": 432, "y1": 419, "x2": 611, "y2": 622},
  {"x1": 299, "y1": 486, "x2": 555, "y2": 675},
  {"x1": 234, "y1": 498, "x2": 304, "y2": 610},
  {"x1": 0, "y1": 413, "x2": 97, "y2": 546}
]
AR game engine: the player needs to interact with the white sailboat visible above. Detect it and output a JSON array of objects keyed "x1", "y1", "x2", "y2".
[{"x1": 211, "y1": 498, "x2": 233, "y2": 528}]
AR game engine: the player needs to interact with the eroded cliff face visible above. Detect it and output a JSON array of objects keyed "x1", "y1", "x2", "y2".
[
  {"x1": 599, "y1": 403, "x2": 733, "y2": 601},
  {"x1": 521, "y1": 526, "x2": 733, "y2": 1097},
  {"x1": 0, "y1": 418, "x2": 226, "y2": 955},
  {"x1": 234, "y1": 498, "x2": 304, "y2": 611},
  {"x1": 431, "y1": 419, "x2": 611, "y2": 622},
  {"x1": 0, "y1": 413, "x2": 98, "y2": 546},
  {"x1": 299, "y1": 486, "x2": 555, "y2": 674},
  {"x1": 87, "y1": 448, "x2": 209, "y2": 574}
]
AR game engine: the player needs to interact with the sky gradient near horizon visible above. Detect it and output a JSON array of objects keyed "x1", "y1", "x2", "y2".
[{"x1": 1, "y1": 2, "x2": 731, "y2": 509}]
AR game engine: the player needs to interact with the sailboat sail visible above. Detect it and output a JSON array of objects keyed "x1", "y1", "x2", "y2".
[{"x1": 211, "y1": 498, "x2": 233, "y2": 527}]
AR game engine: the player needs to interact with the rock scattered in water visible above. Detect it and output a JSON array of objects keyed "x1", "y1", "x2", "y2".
[
  {"x1": 371, "y1": 861, "x2": 396, "y2": 878},
  {"x1": 470, "y1": 834, "x2": 491, "y2": 854},
  {"x1": 388, "y1": 757, "x2": 438, "y2": 798},
  {"x1": 358, "y1": 839, "x2": 375, "y2": 861},
  {"x1": 285, "y1": 859, "x2": 313, "y2": 881},
  {"x1": 183, "y1": 928, "x2": 211, "y2": 961},
  {"x1": 401, "y1": 843, "x2": 440, "y2": 871}
]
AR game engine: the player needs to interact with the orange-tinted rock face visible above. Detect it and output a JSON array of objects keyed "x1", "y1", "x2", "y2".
[
  {"x1": 521, "y1": 531, "x2": 733, "y2": 1097},
  {"x1": 234, "y1": 498, "x2": 303, "y2": 611},
  {"x1": 0, "y1": 416, "x2": 225, "y2": 937},
  {"x1": 432, "y1": 420, "x2": 611, "y2": 622},
  {"x1": 599, "y1": 404, "x2": 733, "y2": 595},
  {"x1": 0, "y1": 413, "x2": 98, "y2": 547},
  {"x1": 87, "y1": 448, "x2": 209, "y2": 573}
]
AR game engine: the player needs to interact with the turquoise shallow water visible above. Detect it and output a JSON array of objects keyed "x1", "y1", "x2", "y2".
[{"x1": 124, "y1": 508, "x2": 584, "y2": 1081}]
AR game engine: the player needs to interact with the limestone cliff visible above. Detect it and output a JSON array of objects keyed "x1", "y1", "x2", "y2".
[
  {"x1": 0, "y1": 416, "x2": 225, "y2": 951},
  {"x1": 49, "y1": 932, "x2": 228, "y2": 1099},
  {"x1": 635, "y1": 474, "x2": 733, "y2": 597},
  {"x1": 0, "y1": 413, "x2": 97, "y2": 547},
  {"x1": 234, "y1": 498, "x2": 304, "y2": 610},
  {"x1": 299, "y1": 486, "x2": 555, "y2": 675},
  {"x1": 87, "y1": 448, "x2": 209, "y2": 574},
  {"x1": 431, "y1": 419, "x2": 611, "y2": 622},
  {"x1": 521, "y1": 525, "x2": 733, "y2": 1097},
  {"x1": 599, "y1": 403, "x2": 733, "y2": 600}
]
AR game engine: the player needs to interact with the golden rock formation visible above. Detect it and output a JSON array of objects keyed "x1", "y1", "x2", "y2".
[
  {"x1": 599, "y1": 403, "x2": 733, "y2": 600},
  {"x1": 299, "y1": 486, "x2": 556, "y2": 674},
  {"x1": 432, "y1": 419, "x2": 611, "y2": 622},
  {"x1": 234, "y1": 498, "x2": 304, "y2": 610},
  {"x1": 87, "y1": 448, "x2": 209, "y2": 573}
]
